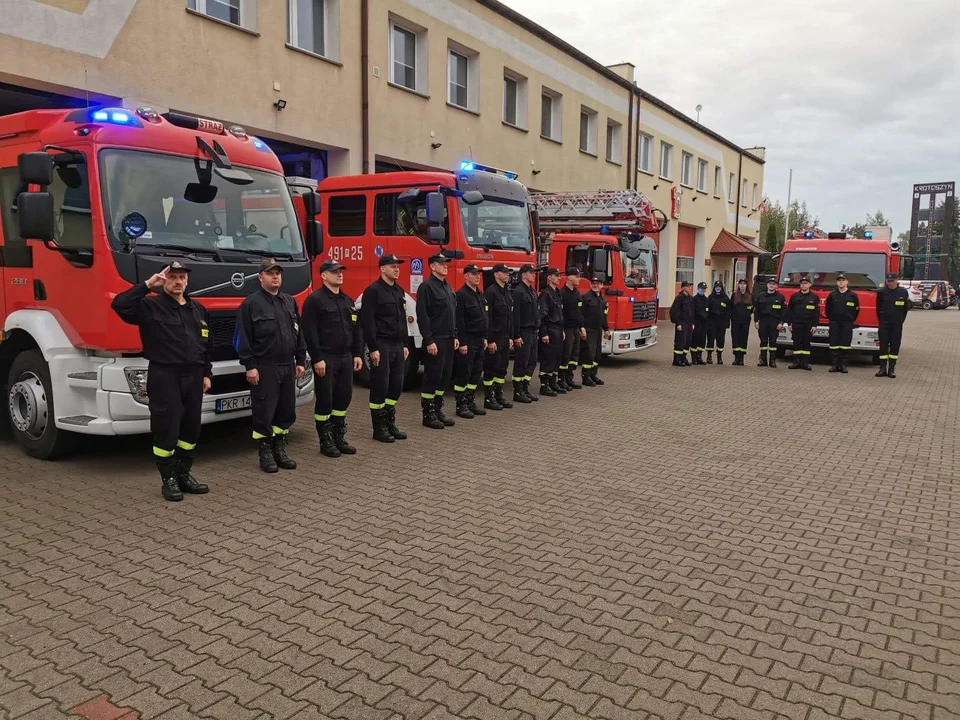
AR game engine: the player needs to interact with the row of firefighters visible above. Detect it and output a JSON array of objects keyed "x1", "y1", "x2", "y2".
[
  {"x1": 110, "y1": 254, "x2": 612, "y2": 502},
  {"x1": 669, "y1": 275, "x2": 911, "y2": 373}
]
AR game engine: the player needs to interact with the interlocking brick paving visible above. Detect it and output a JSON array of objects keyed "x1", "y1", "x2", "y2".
[{"x1": 1, "y1": 310, "x2": 958, "y2": 719}]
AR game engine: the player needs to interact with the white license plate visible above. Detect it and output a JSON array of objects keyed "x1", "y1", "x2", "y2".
[
  {"x1": 813, "y1": 327, "x2": 829, "y2": 338},
  {"x1": 215, "y1": 396, "x2": 252, "y2": 414},
  {"x1": 640, "y1": 328, "x2": 651, "y2": 338}
]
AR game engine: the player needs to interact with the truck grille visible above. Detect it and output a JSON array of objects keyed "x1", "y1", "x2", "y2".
[
  {"x1": 632, "y1": 300, "x2": 657, "y2": 323},
  {"x1": 208, "y1": 311, "x2": 239, "y2": 362}
]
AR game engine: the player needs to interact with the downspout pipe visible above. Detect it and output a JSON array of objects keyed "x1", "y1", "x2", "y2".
[
  {"x1": 734, "y1": 150, "x2": 743, "y2": 235},
  {"x1": 361, "y1": 0, "x2": 370, "y2": 174},
  {"x1": 625, "y1": 86, "x2": 633, "y2": 189}
]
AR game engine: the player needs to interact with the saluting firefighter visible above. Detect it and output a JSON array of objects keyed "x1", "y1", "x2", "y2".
[
  {"x1": 302, "y1": 260, "x2": 363, "y2": 458},
  {"x1": 538, "y1": 267, "x2": 566, "y2": 397},
  {"x1": 691, "y1": 282, "x2": 710, "y2": 365},
  {"x1": 875, "y1": 272, "x2": 910, "y2": 379},
  {"x1": 112, "y1": 262, "x2": 212, "y2": 502},
  {"x1": 237, "y1": 259, "x2": 307, "y2": 473},
  {"x1": 453, "y1": 264, "x2": 489, "y2": 419},
  {"x1": 753, "y1": 278, "x2": 787, "y2": 368},
  {"x1": 482, "y1": 263, "x2": 514, "y2": 410},
  {"x1": 825, "y1": 273, "x2": 860, "y2": 374},
  {"x1": 785, "y1": 276, "x2": 818, "y2": 371},
  {"x1": 511, "y1": 263, "x2": 540, "y2": 403},
  {"x1": 417, "y1": 253, "x2": 458, "y2": 428},
  {"x1": 580, "y1": 275, "x2": 610, "y2": 385},
  {"x1": 670, "y1": 281, "x2": 695, "y2": 367},
  {"x1": 559, "y1": 268, "x2": 586, "y2": 390},
  {"x1": 729, "y1": 278, "x2": 753, "y2": 365},
  {"x1": 359, "y1": 254, "x2": 409, "y2": 443},
  {"x1": 706, "y1": 281, "x2": 731, "y2": 364}
]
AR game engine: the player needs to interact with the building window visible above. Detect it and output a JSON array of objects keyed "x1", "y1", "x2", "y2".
[
  {"x1": 448, "y1": 51, "x2": 468, "y2": 108},
  {"x1": 728, "y1": 172, "x2": 735, "y2": 204},
  {"x1": 446, "y1": 42, "x2": 478, "y2": 112},
  {"x1": 696, "y1": 158, "x2": 708, "y2": 192},
  {"x1": 659, "y1": 142, "x2": 673, "y2": 180},
  {"x1": 676, "y1": 256, "x2": 694, "y2": 284},
  {"x1": 579, "y1": 107, "x2": 598, "y2": 155},
  {"x1": 638, "y1": 133, "x2": 653, "y2": 173},
  {"x1": 189, "y1": 0, "x2": 245, "y2": 27},
  {"x1": 541, "y1": 88, "x2": 562, "y2": 141},
  {"x1": 735, "y1": 259, "x2": 747, "y2": 281},
  {"x1": 328, "y1": 195, "x2": 367, "y2": 236},
  {"x1": 741, "y1": 179, "x2": 748, "y2": 207},
  {"x1": 389, "y1": 18, "x2": 427, "y2": 93},
  {"x1": 714, "y1": 166, "x2": 722, "y2": 198},
  {"x1": 288, "y1": 0, "x2": 339, "y2": 59},
  {"x1": 680, "y1": 152, "x2": 693, "y2": 187},
  {"x1": 752, "y1": 183, "x2": 759, "y2": 210},
  {"x1": 606, "y1": 120, "x2": 622, "y2": 164}
]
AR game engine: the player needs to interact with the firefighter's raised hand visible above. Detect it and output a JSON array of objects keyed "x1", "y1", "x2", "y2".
[
  {"x1": 426, "y1": 343, "x2": 438, "y2": 356},
  {"x1": 202, "y1": 377, "x2": 211, "y2": 393},
  {"x1": 246, "y1": 368, "x2": 259, "y2": 386},
  {"x1": 369, "y1": 350, "x2": 381, "y2": 367},
  {"x1": 313, "y1": 360, "x2": 326, "y2": 377},
  {"x1": 145, "y1": 266, "x2": 170, "y2": 289}
]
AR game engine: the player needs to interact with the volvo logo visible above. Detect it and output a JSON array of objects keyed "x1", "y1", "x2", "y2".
[{"x1": 230, "y1": 273, "x2": 246, "y2": 289}]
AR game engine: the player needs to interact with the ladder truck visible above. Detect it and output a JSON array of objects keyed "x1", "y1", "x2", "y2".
[{"x1": 532, "y1": 189, "x2": 666, "y2": 356}]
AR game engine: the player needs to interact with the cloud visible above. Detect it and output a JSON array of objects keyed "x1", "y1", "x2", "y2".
[{"x1": 498, "y1": 0, "x2": 960, "y2": 234}]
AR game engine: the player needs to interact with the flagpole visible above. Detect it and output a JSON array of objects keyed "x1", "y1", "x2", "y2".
[{"x1": 783, "y1": 168, "x2": 793, "y2": 246}]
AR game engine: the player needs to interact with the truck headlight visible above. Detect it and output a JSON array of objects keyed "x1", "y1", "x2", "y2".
[
  {"x1": 618, "y1": 333, "x2": 630, "y2": 341},
  {"x1": 124, "y1": 368, "x2": 149, "y2": 405}
]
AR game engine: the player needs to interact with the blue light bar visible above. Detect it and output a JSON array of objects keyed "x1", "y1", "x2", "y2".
[
  {"x1": 600, "y1": 224, "x2": 610, "y2": 235},
  {"x1": 111, "y1": 112, "x2": 130, "y2": 124},
  {"x1": 460, "y1": 161, "x2": 475, "y2": 172},
  {"x1": 864, "y1": 231, "x2": 874, "y2": 239},
  {"x1": 92, "y1": 111, "x2": 108, "y2": 121},
  {"x1": 804, "y1": 231, "x2": 814, "y2": 239},
  {"x1": 504, "y1": 171, "x2": 518, "y2": 180},
  {"x1": 89, "y1": 107, "x2": 142, "y2": 128}
]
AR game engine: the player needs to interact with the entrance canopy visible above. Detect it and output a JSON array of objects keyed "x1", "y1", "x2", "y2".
[{"x1": 710, "y1": 229, "x2": 764, "y2": 256}]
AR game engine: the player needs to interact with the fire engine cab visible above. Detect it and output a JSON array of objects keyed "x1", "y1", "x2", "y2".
[
  {"x1": 532, "y1": 190, "x2": 665, "y2": 355},
  {"x1": 0, "y1": 106, "x2": 319, "y2": 459}
]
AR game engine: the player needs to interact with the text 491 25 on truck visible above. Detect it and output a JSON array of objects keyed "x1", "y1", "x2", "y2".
[{"x1": 0, "y1": 107, "x2": 322, "y2": 459}]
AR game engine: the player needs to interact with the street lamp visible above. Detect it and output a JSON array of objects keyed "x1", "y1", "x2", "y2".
[{"x1": 695, "y1": 104, "x2": 702, "y2": 123}]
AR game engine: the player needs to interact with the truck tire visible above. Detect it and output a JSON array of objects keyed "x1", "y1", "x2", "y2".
[
  {"x1": 922, "y1": 301, "x2": 932, "y2": 310},
  {"x1": 7, "y1": 350, "x2": 79, "y2": 460}
]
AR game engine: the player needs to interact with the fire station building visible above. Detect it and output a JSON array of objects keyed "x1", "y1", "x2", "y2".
[{"x1": 0, "y1": 0, "x2": 765, "y2": 314}]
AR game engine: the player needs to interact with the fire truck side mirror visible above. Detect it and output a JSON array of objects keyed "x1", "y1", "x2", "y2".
[
  {"x1": 901, "y1": 256, "x2": 916, "y2": 280},
  {"x1": 530, "y1": 209, "x2": 540, "y2": 237},
  {"x1": 427, "y1": 226, "x2": 446, "y2": 243},
  {"x1": 592, "y1": 247, "x2": 608, "y2": 277},
  {"x1": 18, "y1": 153, "x2": 54, "y2": 186},
  {"x1": 425, "y1": 192, "x2": 445, "y2": 224},
  {"x1": 306, "y1": 220, "x2": 324, "y2": 257},
  {"x1": 303, "y1": 191, "x2": 321, "y2": 217},
  {"x1": 16, "y1": 192, "x2": 55, "y2": 243}
]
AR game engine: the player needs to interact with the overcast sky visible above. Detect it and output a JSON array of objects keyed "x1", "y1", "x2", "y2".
[{"x1": 499, "y1": 0, "x2": 960, "y2": 236}]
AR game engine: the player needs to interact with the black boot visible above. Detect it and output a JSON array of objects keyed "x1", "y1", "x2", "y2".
[
  {"x1": 176, "y1": 456, "x2": 208, "y2": 494},
  {"x1": 421, "y1": 397, "x2": 445, "y2": 429},
  {"x1": 828, "y1": 357, "x2": 841, "y2": 373},
  {"x1": 331, "y1": 416, "x2": 357, "y2": 455},
  {"x1": 467, "y1": 389, "x2": 486, "y2": 415},
  {"x1": 258, "y1": 437, "x2": 278, "y2": 473},
  {"x1": 769, "y1": 354, "x2": 778, "y2": 368},
  {"x1": 434, "y1": 396, "x2": 455, "y2": 426},
  {"x1": 803, "y1": 357, "x2": 812, "y2": 371},
  {"x1": 525, "y1": 380, "x2": 539, "y2": 401},
  {"x1": 371, "y1": 409, "x2": 394, "y2": 443},
  {"x1": 384, "y1": 405, "x2": 407, "y2": 439},
  {"x1": 483, "y1": 386, "x2": 503, "y2": 411},
  {"x1": 839, "y1": 357, "x2": 849, "y2": 374},
  {"x1": 672, "y1": 355, "x2": 682, "y2": 367},
  {"x1": 272, "y1": 433, "x2": 298, "y2": 469},
  {"x1": 494, "y1": 383, "x2": 513, "y2": 409},
  {"x1": 158, "y1": 458, "x2": 183, "y2": 502},
  {"x1": 556, "y1": 373, "x2": 570, "y2": 392},
  {"x1": 539, "y1": 375, "x2": 558, "y2": 397},
  {"x1": 875, "y1": 360, "x2": 888, "y2": 377},
  {"x1": 887, "y1": 360, "x2": 897, "y2": 379},
  {"x1": 706, "y1": 350, "x2": 713, "y2": 364},
  {"x1": 513, "y1": 380, "x2": 532, "y2": 404},
  {"x1": 318, "y1": 420, "x2": 341, "y2": 456},
  {"x1": 549, "y1": 375, "x2": 566, "y2": 395},
  {"x1": 789, "y1": 355, "x2": 802, "y2": 369},
  {"x1": 717, "y1": 351, "x2": 723, "y2": 365},
  {"x1": 455, "y1": 391, "x2": 475, "y2": 419},
  {"x1": 592, "y1": 367, "x2": 605, "y2": 385},
  {"x1": 566, "y1": 369, "x2": 582, "y2": 389},
  {"x1": 582, "y1": 369, "x2": 597, "y2": 385},
  {"x1": 757, "y1": 351, "x2": 768, "y2": 367}
]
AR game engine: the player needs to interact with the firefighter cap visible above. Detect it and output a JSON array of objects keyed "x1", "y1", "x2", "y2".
[
  {"x1": 319, "y1": 260, "x2": 345, "y2": 273},
  {"x1": 836, "y1": 273, "x2": 847, "y2": 280},
  {"x1": 799, "y1": 276, "x2": 811, "y2": 284},
  {"x1": 565, "y1": 267, "x2": 581, "y2": 277},
  {"x1": 592, "y1": 275, "x2": 605, "y2": 283},
  {"x1": 167, "y1": 261, "x2": 191, "y2": 274},
  {"x1": 379, "y1": 254, "x2": 405, "y2": 267},
  {"x1": 697, "y1": 282, "x2": 708, "y2": 289},
  {"x1": 492, "y1": 263, "x2": 510, "y2": 273},
  {"x1": 258, "y1": 258, "x2": 283, "y2": 273},
  {"x1": 546, "y1": 267, "x2": 562, "y2": 277},
  {"x1": 680, "y1": 281, "x2": 693, "y2": 287},
  {"x1": 428, "y1": 253, "x2": 452, "y2": 264},
  {"x1": 519, "y1": 263, "x2": 537, "y2": 274},
  {"x1": 463, "y1": 264, "x2": 481, "y2": 274},
  {"x1": 766, "y1": 277, "x2": 778, "y2": 284},
  {"x1": 885, "y1": 272, "x2": 898, "y2": 280}
]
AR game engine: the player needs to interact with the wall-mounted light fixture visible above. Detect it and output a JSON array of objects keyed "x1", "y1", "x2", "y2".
[
  {"x1": 691, "y1": 196, "x2": 697, "y2": 202},
  {"x1": 652, "y1": 184, "x2": 659, "y2": 190},
  {"x1": 706, "y1": 217, "x2": 712, "y2": 222},
  {"x1": 431, "y1": 142, "x2": 442, "y2": 149},
  {"x1": 274, "y1": 99, "x2": 287, "y2": 112},
  {"x1": 532, "y1": 169, "x2": 541, "y2": 176}
]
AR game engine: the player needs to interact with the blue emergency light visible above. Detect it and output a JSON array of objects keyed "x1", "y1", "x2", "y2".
[
  {"x1": 460, "y1": 161, "x2": 475, "y2": 172},
  {"x1": 804, "y1": 231, "x2": 814, "y2": 239},
  {"x1": 864, "y1": 231, "x2": 874, "y2": 239},
  {"x1": 89, "y1": 108, "x2": 143, "y2": 128},
  {"x1": 458, "y1": 160, "x2": 518, "y2": 180}
]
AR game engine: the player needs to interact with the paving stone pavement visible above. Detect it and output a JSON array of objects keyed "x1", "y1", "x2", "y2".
[{"x1": 1, "y1": 310, "x2": 959, "y2": 720}]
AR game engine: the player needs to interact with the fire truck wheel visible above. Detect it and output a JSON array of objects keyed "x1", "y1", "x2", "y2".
[
  {"x1": 7, "y1": 350, "x2": 79, "y2": 460},
  {"x1": 922, "y1": 301, "x2": 932, "y2": 310}
]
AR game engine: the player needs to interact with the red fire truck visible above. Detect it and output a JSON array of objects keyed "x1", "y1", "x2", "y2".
[
  {"x1": 1, "y1": 106, "x2": 320, "y2": 459},
  {"x1": 770, "y1": 230, "x2": 915, "y2": 360},
  {"x1": 532, "y1": 190, "x2": 664, "y2": 355},
  {"x1": 311, "y1": 162, "x2": 539, "y2": 383}
]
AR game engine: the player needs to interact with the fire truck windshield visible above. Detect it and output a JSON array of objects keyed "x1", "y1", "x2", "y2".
[
  {"x1": 779, "y1": 251, "x2": 886, "y2": 289},
  {"x1": 101, "y1": 149, "x2": 305, "y2": 259},
  {"x1": 623, "y1": 250, "x2": 656, "y2": 288},
  {"x1": 457, "y1": 196, "x2": 532, "y2": 252}
]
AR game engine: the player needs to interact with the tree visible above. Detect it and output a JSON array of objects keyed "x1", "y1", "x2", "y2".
[
  {"x1": 866, "y1": 210, "x2": 890, "y2": 227},
  {"x1": 758, "y1": 196, "x2": 819, "y2": 255},
  {"x1": 842, "y1": 222, "x2": 867, "y2": 238}
]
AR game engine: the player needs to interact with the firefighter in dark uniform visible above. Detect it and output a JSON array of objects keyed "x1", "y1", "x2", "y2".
[
  {"x1": 825, "y1": 273, "x2": 860, "y2": 374},
  {"x1": 538, "y1": 267, "x2": 565, "y2": 397},
  {"x1": 559, "y1": 268, "x2": 586, "y2": 390},
  {"x1": 302, "y1": 260, "x2": 363, "y2": 458},
  {"x1": 453, "y1": 264, "x2": 488, "y2": 419},
  {"x1": 706, "y1": 281, "x2": 731, "y2": 364},
  {"x1": 112, "y1": 262, "x2": 212, "y2": 502},
  {"x1": 670, "y1": 281, "x2": 695, "y2": 367},
  {"x1": 482, "y1": 263, "x2": 513, "y2": 411},
  {"x1": 237, "y1": 259, "x2": 307, "y2": 472},
  {"x1": 754, "y1": 278, "x2": 787, "y2": 368},
  {"x1": 360, "y1": 254, "x2": 409, "y2": 443},
  {"x1": 511, "y1": 263, "x2": 540, "y2": 403},
  {"x1": 785, "y1": 276, "x2": 819, "y2": 370},
  {"x1": 875, "y1": 272, "x2": 910, "y2": 379},
  {"x1": 417, "y1": 253, "x2": 458, "y2": 428},
  {"x1": 730, "y1": 278, "x2": 753, "y2": 365},
  {"x1": 580, "y1": 275, "x2": 610, "y2": 384},
  {"x1": 691, "y1": 282, "x2": 710, "y2": 364}
]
